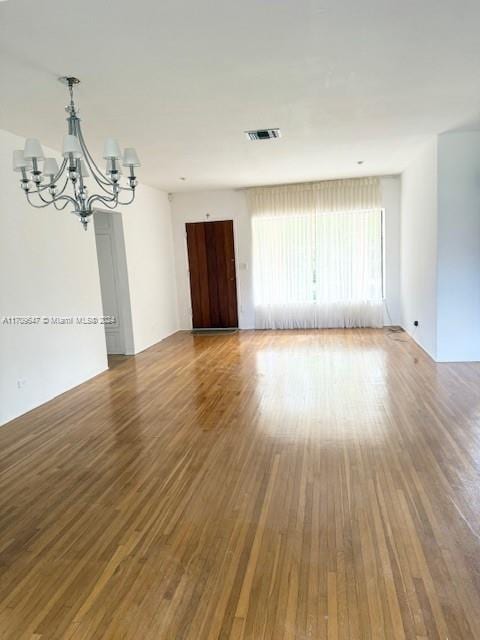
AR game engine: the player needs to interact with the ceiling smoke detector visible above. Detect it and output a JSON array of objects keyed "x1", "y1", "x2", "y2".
[{"x1": 245, "y1": 128, "x2": 281, "y2": 141}]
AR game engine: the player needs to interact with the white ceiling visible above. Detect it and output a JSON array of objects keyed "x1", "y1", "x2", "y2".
[{"x1": 1, "y1": 0, "x2": 480, "y2": 193}]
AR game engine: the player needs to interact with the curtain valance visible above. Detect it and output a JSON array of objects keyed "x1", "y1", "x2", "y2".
[{"x1": 247, "y1": 177, "x2": 381, "y2": 216}]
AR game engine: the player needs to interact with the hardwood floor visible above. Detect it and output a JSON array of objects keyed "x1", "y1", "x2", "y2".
[{"x1": 1, "y1": 329, "x2": 480, "y2": 639}]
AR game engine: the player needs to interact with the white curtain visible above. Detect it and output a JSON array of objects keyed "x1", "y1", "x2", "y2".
[{"x1": 248, "y1": 178, "x2": 384, "y2": 329}]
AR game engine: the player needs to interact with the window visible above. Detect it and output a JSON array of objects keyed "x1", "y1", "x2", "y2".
[{"x1": 252, "y1": 209, "x2": 384, "y2": 329}]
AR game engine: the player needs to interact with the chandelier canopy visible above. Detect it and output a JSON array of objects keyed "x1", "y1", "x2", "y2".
[{"x1": 12, "y1": 77, "x2": 140, "y2": 230}]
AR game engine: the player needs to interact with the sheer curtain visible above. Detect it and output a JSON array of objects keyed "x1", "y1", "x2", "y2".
[{"x1": 248, "y1": 178, "x2": 384, "y2": 329}]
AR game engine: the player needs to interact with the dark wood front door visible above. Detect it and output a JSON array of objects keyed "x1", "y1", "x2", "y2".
[{"x1": 186, "y1": 220, "x2": 238, "y2": 329}]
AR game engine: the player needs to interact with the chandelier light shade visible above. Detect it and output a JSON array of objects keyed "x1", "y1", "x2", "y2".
[
  {"x1": 43, "y1": 158, "x2": 60, "y2": 177},
  {"x1": 13, "y1": 150, "x2": 32, "y2": 171},
  {"x1": 24, "y1": 138, "x2": 45, "y2": 160},
  {"x1": 103, "y1": 138, "x2": 122, "y2": 159},
  {"x1": 62, "y1": 134, "x2": 82, "y2": 158},
  {"x1": 123, "y1": 148, "x2": 141, "y2": 167},
  {"x1": 12, "y1": 77, "x2": 140, "y2": 229}
]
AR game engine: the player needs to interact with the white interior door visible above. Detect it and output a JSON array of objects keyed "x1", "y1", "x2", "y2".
[{"x1": 94, "y1": 212, "x2": 133, "y2": 355}]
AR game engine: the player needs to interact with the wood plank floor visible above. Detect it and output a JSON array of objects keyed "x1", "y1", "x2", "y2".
[{"x1": 1, "y1": 329, "x2": 480, "y2": 639}]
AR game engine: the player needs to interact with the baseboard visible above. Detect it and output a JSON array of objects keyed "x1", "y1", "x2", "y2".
[{"x1": 400, "y1": 325, "x2": 437, "y2": 362}]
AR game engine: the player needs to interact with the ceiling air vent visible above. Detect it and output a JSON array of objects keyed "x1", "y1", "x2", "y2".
[{"x1": 245, "y1": 128, "x2": 281, "y2": 141}]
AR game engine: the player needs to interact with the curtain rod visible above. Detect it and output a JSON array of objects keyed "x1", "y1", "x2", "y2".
[{"x1": 235, "y1": 174, "x2": 400, "y2": 192}]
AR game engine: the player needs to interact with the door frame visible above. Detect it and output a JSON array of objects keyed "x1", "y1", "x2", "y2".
[
  {"x1": 93, "y1": 209, "x2": 135, "y2": 355},
  {"x1": 183, "y1": 216, "x2": 241, "y2": 330}
]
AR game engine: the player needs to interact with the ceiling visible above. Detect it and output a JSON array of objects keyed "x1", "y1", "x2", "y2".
[{"x1": 1, "y1": 0, "x2": 480, "y2": 193}]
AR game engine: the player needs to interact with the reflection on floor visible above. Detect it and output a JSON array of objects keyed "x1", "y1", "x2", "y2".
[
  {"x1": 107, "y1": 353, "x2": 132, "y2": 370},
  {"x1": 1, "y1": 329, "x2": 480, "y2": 639}
]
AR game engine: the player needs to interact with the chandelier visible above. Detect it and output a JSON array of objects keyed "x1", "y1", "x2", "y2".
[{"x1": 12, "y1": 77, "x2": 140, "y2": 230}]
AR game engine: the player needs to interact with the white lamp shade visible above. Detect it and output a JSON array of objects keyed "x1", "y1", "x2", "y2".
[
  {"x1": 24, "y1": 138, "x2": 45, "y2": 160},
  {"x1": 103, "y1": 138, "x2": 121, "y2": 159},
  {"x1": 12, "y1": 149, "x2": 32, "y2": 171},
  {"x1": 43, "y1": 157, "x2": 59, "y2": 177},
  {"x1": 122, "y1": 147, "x2": 141, "y2": 167},
  {"x1": 79, "y1": 159, "x2": 90, "y2": 178},
  {"x1": 62, "y1": 135, "x2": 82, "y2": 158}
]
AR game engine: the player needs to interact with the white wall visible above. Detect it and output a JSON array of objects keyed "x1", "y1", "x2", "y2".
[
  {"x1": 0, "y1": 129, "x2": 180, "y2": 425},
  {"x1": 0, "y1": 129, "x2": 108, "y2": 425},
  {"x1": 436, "y1": 132, "x2": 480, "y2": 362},
  {"x1": 400, "y1": 140, "x2": 439, "y2": 359},
  {"x1": 171, "y1": 177, "x2": 402, "y2": 330},
  {"x1": 400, "y1": 133, "x2": 480, "y2": 362},
  {"x1": 121, "y1": 185, "x2": 179, "y2": 353},
  {"x1": 380, "y1": 177, "x2": 402, "y2": 325}
]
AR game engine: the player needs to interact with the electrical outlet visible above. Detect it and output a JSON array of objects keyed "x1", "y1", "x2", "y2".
[
  {"x1": 17, "y1": 378, "x2": 27, "y2": 389},
  {"x1": 413, "y1": 320, "x2": 419, "y2": 327}
]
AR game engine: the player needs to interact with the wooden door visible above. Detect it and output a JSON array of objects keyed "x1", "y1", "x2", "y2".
[{"x1": 186, "y1": 220, "x2": 238, "y2": 329}]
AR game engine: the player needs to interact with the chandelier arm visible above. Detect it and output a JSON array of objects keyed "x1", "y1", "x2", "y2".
[
  {"x1": 88, "y1": 189, "x2": 117, "y2": 205},
  {"x1": 117, "y1": 189, "x2": 137, "y2": 206},
  {"x1": 77, "y1": 123, "x2": 113, "y2": 186},
  {"x1": 56, "y1": 194, "x2": 79, "y2": 209},
  {"x1": 88, "y1": 196, "x2": 118, "y2": 210},
  {"x1": 87, "y1": 192, "x2": 119, "y2": 210},
  {"x1": 33, "y1": 159, "x2": 69, "y2": 194},
  {"x1": 25, "y1": 190, "x2": 59, "y2": 209},
  {"x1": 50, "y1": 158, "x2": 68, "y2": 187},
  {"x1": 88, "y1": 170, "x2": 117, "y2": 196},
  {"x1": 35, "y1": 177, "x2": 70, "y2": 204},
  {"x1": 79, "y1": 147, "x2": 119, "y2": 196},
  {"x1": 36, "y1": 190, "x2": 56, "y2": 205},
  {"x1": 55, "y1": 178, "x2": 70, "y2": 198},
  {"x1": 53, "y1": 199, "x2": 71, "y2": 211},
  {"x1": 81, "y1": 149, "x2": 114, "y2": 191},
  {"x1": 26, "y1": 191, "x2": 78, "y2": 210},
  {"x1": 76, "y1": 123, "x2": 123, "y2": 198}
]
